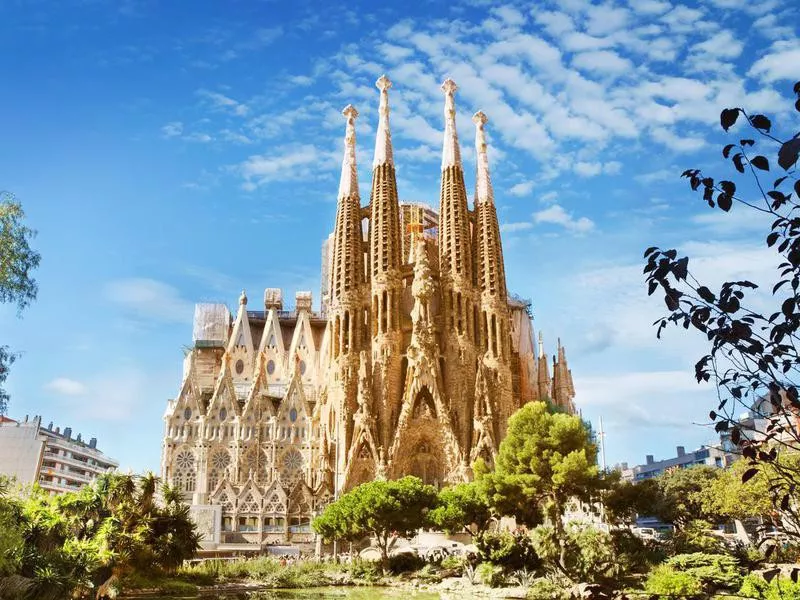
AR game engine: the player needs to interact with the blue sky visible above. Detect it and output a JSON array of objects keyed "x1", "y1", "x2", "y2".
[{"x1": 1, "y1": 0, "x2": 798, "y2": 473}]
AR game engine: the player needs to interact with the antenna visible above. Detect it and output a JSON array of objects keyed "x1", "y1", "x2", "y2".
[{"x1": 598, "y1": 416, "x2": 607, "y2": 472}]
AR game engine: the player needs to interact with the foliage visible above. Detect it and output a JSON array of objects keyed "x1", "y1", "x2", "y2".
[
  {"x1": 645, "y1": 564, "x2": 704, "y2": 598},
  {"x1": 665, "y1": 519, "x2": 727, "y2": 555},
  {"x1": 739, "y1": 573, "x2": 800, "y2": 600},
  {"x1": 654, "y1": 465, "x2": 721, "y2": 529},
  {"x1": 526, "y1": 577, "x2": 568, "y2": 600},
  {"x1": 0, "y1": 472, "x2": 200, "y2": 599},
  {"x1": 312, "y1": 476, "x2": 438, "y2": 568},
  {"x1": 482, "y1": 401, "x2": 599, "y2": 568},
  {"x1": 347, "y1": 558, "x2": 381, "y2": 584},
  {"x1": 386, "y1": 552, "x2": 425, "y2": 574},
  {"x1": 0, "y1": 193, "x2": 41, "y2": 415},
  {"x1": 601, "y1": 474, "x2": 661, "y2": 526},
  {"x1": 429, "y1": 481, "x2": 492, "y2": 535},
  {"x1": 645, "y1": 552, "x2": 742, "y2": 597},
  {"x1": 474, "y1": 530, "x2": 539, "y2": 572},
  {"x1": 475, "y1": 561, "x2": 505, "y2": 587},
  {"x1": 609, "y1": 529, "x2": 664, "y2": 574},
  {"x1": 643, "y1": 80, "x2": 800, "y2": 536},
  {"x1": 531, "y1": 523, "x2": 624, "y2": 587}
]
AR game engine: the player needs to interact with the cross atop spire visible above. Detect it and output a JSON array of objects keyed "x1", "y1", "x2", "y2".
[
  {"x1": 441, "y1": 78, "x2": 462, "y2": 170},
  {"x1": 473, "y1": 111, "x2": 494, "y2": 206},
  {"x1": 338, "y1": 104, "x2": 359, "y2": 200},
  {"x1": 373, "y1": 75, "x2": 394, "y2": 168}
]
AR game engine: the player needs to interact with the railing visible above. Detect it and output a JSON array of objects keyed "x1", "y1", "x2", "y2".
[{"x1": 288, "y1": 525, "x2": 311, "y2": 533}]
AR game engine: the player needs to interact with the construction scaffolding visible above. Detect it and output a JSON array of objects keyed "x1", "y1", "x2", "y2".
[{"x1": 192, "y1": 303, "x2": 230, "y2": 347}]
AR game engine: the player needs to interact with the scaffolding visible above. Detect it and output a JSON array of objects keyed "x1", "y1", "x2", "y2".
[{"x1": 192, "y1": 303, "x2": 230, "y2": 347}]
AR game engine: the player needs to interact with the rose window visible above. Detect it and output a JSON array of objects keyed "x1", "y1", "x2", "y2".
[
  {"x1": 175, "y1": 450, "x2": 195, "y2": 470},
  {"x1": 211, "y1": 450, "x2": 231, "y2": 470}
]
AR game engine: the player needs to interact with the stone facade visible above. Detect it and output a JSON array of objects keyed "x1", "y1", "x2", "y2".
[{"x1": 160, "y1": 77, "x2": 576, "y2": 548}]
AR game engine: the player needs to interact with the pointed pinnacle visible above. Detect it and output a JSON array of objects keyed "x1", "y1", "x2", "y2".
[
  {"x1": 376, "y1": 75, "x2": 392, "y2": 92},
  {"x1": 240, "y1": 289, "x2": 248, "y2": 305},
  {"x1": 342, "y1": 104, "x2": 358, "y2": 120},
  {"x1": 441, "y1": 78, "x2": 458, "y2": 95},
  {"x1": 472, "y1": 111, "x2": 488, "y2": 126}
]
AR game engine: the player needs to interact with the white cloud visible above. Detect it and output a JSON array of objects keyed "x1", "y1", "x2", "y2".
[
  {"x1": 533, "y1": 204, "x2": 595, "y2": 233},
  {"x1": 574, "y1": 161, "x2": 622, "y2": 177},
  {"x1": 651, "y1": 127, "x2": 706, "y2": 152},
  {"x1": 508, "y1": 181, "x2": 534, "y2": 196},
  {"x1": 238, "y1": 144, "x2": 320, "y2": 188},
  {"x1": 573, "y1": 50, "x2": 633, "y2": 75},
  {"x1": 692, "y1": 30, "x2": 743, "y2": 59},
  {"x1": 585, "y1": 3, "x2": 630, "y2": 36},
  {"x1": 161, "y1": 121, "x2": 183, "y2": 138},
  {"x1": 749, "y1": 42, "x2": 800, "y2": 82},
  {"x1": 540, "y1": 190, "x2": 559, "y2": 204},
  {"x1": 533, "y1": 10, "x2": 574, "y2": 37},
  {"x1": 287, "y1": 75, "x2": 313, "y2": 86},
  {"x1": 104, "y1": 278, "x2": 193, "y2": 323},
  {"x1": 501, "y1": 222, "x2": 533, "y2": 232},
  {"x1": 197, "y1": 89, "x2": 249, "y2": 116},
  {"x1": 629, "y1": 0, "x2": 671, "y2": 15},
  {"x1": 45, "y1": 378, "x2": 87, "y2": 396},
  {"x1": 492, "y1": 5, "x2": 526, "y2": 26}
]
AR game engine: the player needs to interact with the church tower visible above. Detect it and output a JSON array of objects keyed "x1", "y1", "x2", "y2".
[
  {"x1": 472, "y1": 111, "x2": 515, "y2": 441},
  {"x1": 327, "y1": 105, "x2": 366, "y2": 485},
  {"x1": 437, "y1": 79, "x2": 478, "y2": 459},
  {"x1": 368, "y1": 76, "x2": 404, "y2": 454}
]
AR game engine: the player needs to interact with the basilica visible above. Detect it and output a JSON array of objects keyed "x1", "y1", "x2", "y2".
[{"x1": 160, "y1": 76, "x2": 576, "y2": 548}]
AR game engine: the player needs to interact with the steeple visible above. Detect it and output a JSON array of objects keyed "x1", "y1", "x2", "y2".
[
  {"x1": 473, "y1": 111, "x2": 507, "y2": 303},
  {"x1": 552, "y1": 339, "x2": 576, "y2": 412},
  {"x1": 373, "y1": 75, "x2": 394, "y2": 168},
  {"x1": 369, "y1": 75, "x2": 402, "y2": 328},
  {"x1": 441, "y1": 78, "x2": 462, "y2": 169},
  {"x1": 368, "y1": 75, "x2": 404, "y2": 452},
  {"x1": 537, "y1": 332, "x2": 551, "y2": 401},
  {"x1": 329, "y1": 105, "x2": 365, "y2": 309},
  {"x1": 438, "y1": 78, "x2": 474, "y2": 294}
]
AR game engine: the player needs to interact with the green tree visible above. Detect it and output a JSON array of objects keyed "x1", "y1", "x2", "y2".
[
  {"x1": 482, "y1": 401, "x2": 600, "y2": 566},
  {"x1": 654, "y1": 465, "x2": 721, "y2": 530},
  {"x1": 428, "y1": 481, "x2": 492, "y2": 535},
  {"x1": 312, "y1": 476, "x2": 438, "y2": 569},
  {"x1": 0, "y1": 192, "x2": 41, "y2": 415},
  {"x1": 602, "y1": 475, "x2": 662, "y2": 526}
]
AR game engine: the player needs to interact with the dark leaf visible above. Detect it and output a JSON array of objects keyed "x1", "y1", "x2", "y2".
[
  {"x1": 723, "y1": 144, "x2": 735, "y2": 158},
  {"x1": 740, "y1": 138, "x2": 755, "y2": 146},
  {"x1": 718, "y1": 193, "x2": 732, "y2": 212},
  {"x1": 720, "y1": 108, "x2": 740, "y2": 131},
  {"x1": 697, "y1": 286, "x2": 716, "y2": 303},
  {"x1": 767, "y1": 232, "x2": 780, "y2": 247},
  {"x1": 775, "y1": 176, "x2": 787, "y2": 188},
  {"x1": 778, "y1": 138, "x2": 800, "y2": 170},
  {"x1": 644, "y1": 246, "x2": 658, "y2": 258},
  {"x1": 796, "y1": 180, "x2": 800, "y2": 197},
  {"x1": 751, "y1": 155, "x2": 770, "y2": 171},
  {"x1": 742, "y1": 467, "x2": 758, "y2": 483},
  {"x1": 733, "y1": 153, "x2": 745, "y2": 173},
  {"x1": 749, "y1": 114, "x2": 771, "y2": 132},
  {"x1": 648, "y1": 280, "x2": 657, "y2": 296},
  {"x1": 763, "y1": 566, "x2": 780, "y2": 581},
  {"x1": 720, "y1": 180, "x2": 736, "y2": 196}
]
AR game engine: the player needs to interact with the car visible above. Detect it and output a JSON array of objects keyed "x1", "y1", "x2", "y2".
[{"x1": 632, "y1": 527, "x2": 659, "y2": 541}]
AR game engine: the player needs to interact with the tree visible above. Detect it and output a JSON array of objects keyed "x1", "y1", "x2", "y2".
[
  {"x1": 0, "y1": 192, "x2": 41, "y2": 415},
  {"x1": 312, "y1": 476, "x2": 438, "y2": 569},
  {"x1": 654, "y1": 465, "x2": 721, "y2": 530},
  {"x1": 602, "y1": 474, "x2": 662, "y2": 526},
  {"x1": 643, "y1": 81, "x2": 800, "y2": 532},
  {"x1": 428, "y1": 481, "x2": 492, "y2": 535},
  {"x1": 482, "y1": 401, "x2": 600, "y2": 567}
]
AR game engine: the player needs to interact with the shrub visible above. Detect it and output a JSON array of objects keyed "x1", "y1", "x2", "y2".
[
  {"x1": 476, "y1": 530, "x2": 539, "y2": 572},
  {"x1": 475, "y1": 562, "x2": 505, "y2": 587},
  {"x1": 415, "y1": 563, "x2": 442, "y2": 584},
  {"x1": 440, "y1": 554, "x2": 464, "y2": 571},
  {"x1": 532, "y1": 523, "x2": 622, "y2": 586},
  {"x1": 387, "y1": 552, "x2": 425, "y2": 574},
  {"x1": 526, "y1": 577, "x2": 568, "y2": 600},
  {"x1": 665, "y1": 552, "x2": 742, "y2": 591},
  {"x1": 348, "y1": 558, "x2": 381, "y2": 583},
  {"x1": 645, "y1": 564, "x2": 703, "y2": 597},
  {"x1": 610, "y1": 529, "x2": 664, "y2": 574},
  {"x1": 739, "y1": 573, "x2": 800, "y2": 600},
  {"x1": 666, "y1": 520, "x2": 726, "y2": 554}
]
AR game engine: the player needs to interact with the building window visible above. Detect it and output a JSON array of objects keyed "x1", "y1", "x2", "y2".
[
  {"x1": 267, "y1": 360, "x2": 275, "y2": 375},
  {"x1": 235, "y1": 359, "x2": 245, "y2": 375},
  {"x1": 184, "y1": 408, "x2": 192, "y2": 420}
]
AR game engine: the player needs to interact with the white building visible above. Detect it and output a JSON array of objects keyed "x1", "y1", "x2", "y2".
[{"x1": 0, "y1": 415, "x2": 118, "y2": 494}]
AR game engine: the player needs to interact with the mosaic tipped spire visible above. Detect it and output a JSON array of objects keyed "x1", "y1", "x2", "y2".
[
  {"x1": 373, "y1": 75, "x2": 394, "y2": 168},
  {"x1": 441, "y1": 78, "x2": 462, "y2": 170},
  {"x1": 473, "y1": 111, "x2": 494, "y2": 205},
  {"x1": 338, "y1": 104, "x2": 359, "y2": 200}
]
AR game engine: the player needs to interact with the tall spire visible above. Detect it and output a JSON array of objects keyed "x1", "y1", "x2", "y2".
[
  {"x1": 373, "y1": 75, "x2": 394, "y2": 168},
  {"x1": 338, "y1": 104, "x2": 359, "y2": 201},
  {"x1": 473, "y1": 111, "x2": 494, "y2": 205},
  {"x1": 441, "y1": 78, "x2": 462, "y2": 170},
  {"x1": 473, "y1": 111, "x2": 507, "y2": 302},
  {"x1": 330, "y1": 105, "x2": 364, "y2": 305}
]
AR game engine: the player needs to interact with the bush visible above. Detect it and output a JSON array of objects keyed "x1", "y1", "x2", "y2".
[
  {"x1": 610, "y1": 529, "x2": 664, "y2": 574},
  {"x1": 415, "y1": 563, "x2": 442, "y2": 584},
  {"x1": 387, "y1": 552, "x2": 425, "y2": 574},
  {"x1": 666, "y1": 519, "x2": 727, "y2": 554},
  {"x1": 645, "y1": 564, "x2": 703, "y2": 597},
  {"x1": 347, "y1": 558, "x2": 381, "y2": 583},
  {"x1": 740, "y1": 573, "x2": 800, "y2": 600},
  {"x1": 475, "y1": 562, "x2": 505, "y2": 587},
  {"x1": 526, "y1": 577, "x2": 568, "y2": 600},
  {"x1": 531, "y1": 523, "x2": 622, "y2": 586},
  {"x1": 440, "y1": 554, "x2": 464, "y2": 571},
  {"x1": 475, "y1": 530, "x2": 539, "y2": 572},
  {"x1": 665, "y1": 552, "x2": 742, "y2": 591}
]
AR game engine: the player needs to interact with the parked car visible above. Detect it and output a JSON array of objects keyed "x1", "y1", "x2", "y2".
[{"x1": 632, "y1": 527, "x2": 659, "y2": 541}]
